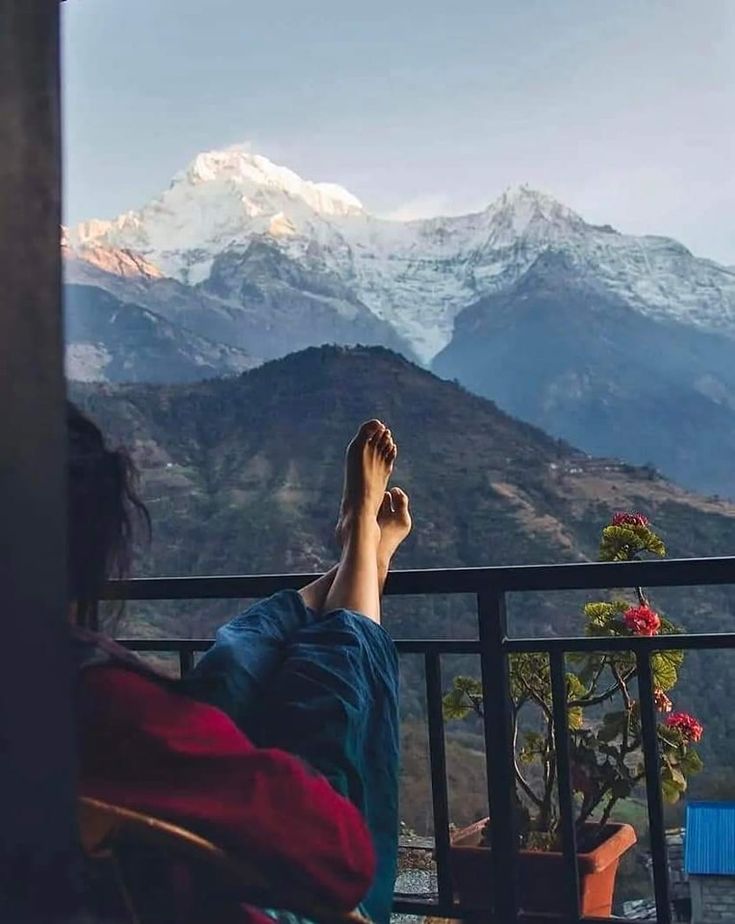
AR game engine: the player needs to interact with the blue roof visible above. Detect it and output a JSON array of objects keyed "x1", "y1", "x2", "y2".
[{"x1": 685, "y1": 803, "x2": 735, "y2": 875}]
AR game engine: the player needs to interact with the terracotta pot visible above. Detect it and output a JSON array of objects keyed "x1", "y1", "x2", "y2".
[{"x1": 450, "y1": 818, "x2": 637, "y2": 921}]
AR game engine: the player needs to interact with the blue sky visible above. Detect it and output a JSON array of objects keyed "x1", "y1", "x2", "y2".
[{"x1": 62, "y1": 0, "x2": 734, "y2": 262}]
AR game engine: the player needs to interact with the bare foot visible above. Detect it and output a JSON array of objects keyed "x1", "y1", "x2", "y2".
[
  {"x1": 377, "y1": 487, "x2": 412, "y2": 568},
  {"x1": 336, "y1": 419, "x2": 397, "y2": 542}
]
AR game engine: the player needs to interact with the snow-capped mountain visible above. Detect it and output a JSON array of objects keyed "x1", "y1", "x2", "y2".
[
  {"x1": 68, "y1": 146, "x2": 364, "y2": 285},
  {"x1": 67, "y1": 145, "x2": 735, "y2": 364},
  {"x1": 64, "y1": 144, "x2": 735, "y2": 494},
  {"x1": 434, "y1": 251, "x2": 735, "y2": 495}
]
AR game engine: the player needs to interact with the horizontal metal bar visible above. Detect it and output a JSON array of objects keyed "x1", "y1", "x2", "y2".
[
  {"x1": 119, "y1": 630, "x2": 735, "y2": 658},
  {"x1": 396, "y1": 639, "x2": 481, "y2": 654},
  {"x1": 392, "y1": 898, "x2": 458, "y2": 917},
  {"x1": 506, "y1": 631, "x2": 735, "y2": 653},
  {"x1": 392, "y1": 902, "x2": 632, "y2": 924},
  {"x1": 393, "y1": 906, "x2": 635, "y2": 924},
  {"x1": 118, "y1": 638, "x2": 482, "y2": 655},
  {"x1": 104, "y1": 555, "x2": 735, "y2": 601},
  {"x1": 119, "y1": 638, "x2": 213, "y2": 652}
]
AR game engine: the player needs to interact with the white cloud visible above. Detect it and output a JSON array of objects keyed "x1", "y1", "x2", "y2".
[{"x1": 381, "y1": 193, "x2": 458, "y2": 222}]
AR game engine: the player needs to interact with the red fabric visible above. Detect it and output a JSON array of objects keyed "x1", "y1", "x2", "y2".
[{"x1": 77, "y1": 664, "x2": 375, "y2": 912}]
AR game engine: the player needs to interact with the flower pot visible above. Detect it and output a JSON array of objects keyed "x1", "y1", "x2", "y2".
[{"x1": 450, "y1": 818, "x2": 637, "y2": 921}]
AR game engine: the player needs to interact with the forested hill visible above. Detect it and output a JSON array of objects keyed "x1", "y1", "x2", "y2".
[
  {"x1": 72, "y1": 346, "x2": 735, "y2": 776},
  {"x1": 72, "y1": 343, "x2": 735, "y2": 620}
]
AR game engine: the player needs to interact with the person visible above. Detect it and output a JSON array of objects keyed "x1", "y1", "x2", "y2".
[{"x1": 68, "y1": 402, "x2": 411, "y2": 924}]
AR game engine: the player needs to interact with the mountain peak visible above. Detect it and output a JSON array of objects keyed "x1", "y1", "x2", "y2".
[
  {"x1": 486, "y1": 184, "x2": 586, "y2": 232},
  {"x1": 174, "y1": 144, "x2": 365, "y2": 218}
]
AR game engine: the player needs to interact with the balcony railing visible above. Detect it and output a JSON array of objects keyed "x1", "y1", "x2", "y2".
[{"x1": 107, "y1": 556, "x2": 735, "y2": 924}]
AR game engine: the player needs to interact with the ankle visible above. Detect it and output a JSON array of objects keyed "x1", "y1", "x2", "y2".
[{"x1": 342, "y1": 511, "x2": 381, "y2": 546}]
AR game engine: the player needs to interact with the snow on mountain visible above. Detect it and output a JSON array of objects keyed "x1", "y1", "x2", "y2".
[
  {"x1": 67, "y1": 146, "x2": 364, "y2": 286},
  {"x1": 67, "y1": 146, "x2": 735, "y2": 364}
]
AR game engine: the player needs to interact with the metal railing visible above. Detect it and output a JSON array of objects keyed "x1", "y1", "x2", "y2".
[{"x1": 107, "y1": 555, "x2": 735, "y2": 924}]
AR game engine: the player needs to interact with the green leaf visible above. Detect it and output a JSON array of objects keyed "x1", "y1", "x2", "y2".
[
  {"x1": 584, "y1": 602, "x2": 617, "y2": 621},
  {"x1": 660, "y1": 765, "x2": 686, "y2": 804},
  {"x1": 524, "y1": 731, "x2": 544, "y2": 749},
  {"x1": 681, "y1": 749, "x2": 704, "y2": 775},
  {"x1": 584, "y1": 600, "x2": 629, "y2": 637},
  {"x1": 565, "y1": 672, "x2": 587, "y2": 701},
  {"x1": 452, "y1": 676, "x2": 484, "y2": 697},
  {"x1": 599, "y1": 523, "x2": 666, "y2": 563},
  {"x1": 651, "y1": 650, "x2": 683, "y2": 692},
  {"x1": 661, "y1": 776, "x2": 683, "y2": 804},
  {"x1": 519, "y1": 730, "x2": 546, "y2": 764},
  {"x1": 443, "y1": 675, "x2": 485, "y2": 719},
  {"x1": 658, "y1": 725, "x2": 684, "y2": 750},
  {"x1": 669, "y1": 765, "x2": 686, "y2": 787},
  {"x1": 442, "y1": 688, "x2": 472, "y2": 721},
  {"x1": 598, "y1": 711, "x2": 627, "y2": 742}
]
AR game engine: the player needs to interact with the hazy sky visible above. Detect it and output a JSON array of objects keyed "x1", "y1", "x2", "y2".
[{"x1": 62, "y1": 0, "x2": 734, "y2": 263}]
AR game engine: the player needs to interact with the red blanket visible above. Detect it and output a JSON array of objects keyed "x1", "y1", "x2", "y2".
[{"x1": 77, "y1": 664, "x2": 376, "y2": 918}]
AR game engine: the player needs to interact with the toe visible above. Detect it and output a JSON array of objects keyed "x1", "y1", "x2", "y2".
[
  {"x1": 390, "y1": 486, "x2": 408, "y2": 510},
  {"x1": 359, "y1": 419, "x2": 385, "y2": 443},
  {"x1": 376, "y1": 428, "x2": 393, "y2": 456},
  {"x1": 379, "y1": 492, "x2": 393, "y2": 517},
  {"x1": 358, "y1": 418, "x2": 386, "y2": 439}
]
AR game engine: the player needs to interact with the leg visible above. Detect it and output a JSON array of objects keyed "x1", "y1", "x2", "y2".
[
  {"x1": 252, "y1": 610, "x2": 401, "y2": 924},
  {"x1": 180, "y1": 589, "x2": 317, "y2": 729},
  {"x1": 253, "y1": 484, "x2": 412, "y2": 924},
  {"x1": 298, "y1": 482, "x2": 411, "y2": 614},
  {"x1": 323, "y1": 421, "x2": 397, "y2": 623},
  {"x1": 323, "y1": 517, "x2": 382, "y2": 622},
  {"x1": 298, "y1": 564, "x2": 338, "y2": 612},
  {"x1": 183, "y1": 419, "x2": 398, "y2": 725},
  {"x1": 376, "y1": 487, "x2": 412, "y2": 594}
]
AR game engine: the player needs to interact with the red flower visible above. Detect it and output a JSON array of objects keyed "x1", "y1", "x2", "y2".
[
  {"x1": 665, "y1": 712, "x2": 703, "y2": 743},
  {"x1": 611, "y1": 512, "x2": 650, "y2": 528},
  {"x1": 623, "y1": 605, "x2": 661, "y2": 637},
  {"x1": 653, "y1": 689, "x2": 673, "y2": 713}
]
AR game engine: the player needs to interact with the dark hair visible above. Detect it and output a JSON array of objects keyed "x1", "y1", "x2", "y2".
[{"x1": 67, "y1": 401, "x2": 150, "y2": 628}]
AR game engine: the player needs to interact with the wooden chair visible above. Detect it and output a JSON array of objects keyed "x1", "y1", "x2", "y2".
[{"x1": 79, "y1": 796, "x2": 372, "y2": 924}]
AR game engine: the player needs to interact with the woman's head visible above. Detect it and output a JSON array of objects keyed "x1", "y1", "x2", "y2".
[{"x1": 67, "y1": 401, "x2": 149, "y2": 626}]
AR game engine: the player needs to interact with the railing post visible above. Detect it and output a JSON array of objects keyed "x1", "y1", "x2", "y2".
[
  {"x1": 424, "y1": 652, "x2": 454, "y2": 912},
  {"x1": 179, "y1": 648, "x2": 195, "y2": 676},
  {"x1": 478, "y1": 589, "x2": 519, "y2": 922},
  {"x1": 550, "y1": 651, "x2": 581, "y2": 922},
  {"x1": 637, "y1": 651, "x2": 672, "y2": 924},
  {"x1": 0, "y1": 0, "x2": 81, "y2": 916}
]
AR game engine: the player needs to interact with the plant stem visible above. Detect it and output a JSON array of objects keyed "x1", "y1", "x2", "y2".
[
  {"x1": 576, "y1": 785, "x2": 609, "y2": 829},
  {"x1": 540, "y1": 721, "x2": 556, "y2": 833},
  {"x1": 518, "y1": 674, "x2": 553, "y2": 720},
  {"x1": 570, "y1": 680, "x2": 625, "y2": 709},
  {"x1": 598, "y1": 794, "x2": 618, "y2": 830},
  {"x1": 511, "y1": 703, "x2": 544, "y2": 809}
]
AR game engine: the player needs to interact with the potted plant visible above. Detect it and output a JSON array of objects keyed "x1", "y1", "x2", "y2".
[{"x1": 444, "y1": 513, "x2": 704, "y2": 919}]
